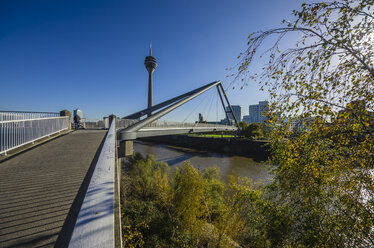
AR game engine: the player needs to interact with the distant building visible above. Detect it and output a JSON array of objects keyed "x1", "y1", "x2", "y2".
[
  {"x1": 248, "y1": 101, "x2": 268, "y2": 124},
  {"x1": 286, "y1": 117, "x2": 304, "y2": 132},
  {"x1": 74, "y1": 109, "x2": 83, "y2": 119},
  {"x1": 226, "y1": 105, "x2": 245, "y2": 124},
  {"x1": 220, "y1": 118, "x2": 229, "y2": 125},
  {"x1": 243, "y1": 115, "x2": 251, "y2": 124},
  {"x1": 206, "y1": 121, "x2": 220, "y2": 125},
  {"x1": 287, "y1": 116, "x2": 318, "y2": 132}
]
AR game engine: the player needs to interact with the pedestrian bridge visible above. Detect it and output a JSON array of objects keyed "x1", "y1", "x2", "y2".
[
  {"x1": 0, "y1": 129, "x2": 109, "y2": 247},
  {"x1": 0, "y1": 81, "x2": 239, "y2": 247}
]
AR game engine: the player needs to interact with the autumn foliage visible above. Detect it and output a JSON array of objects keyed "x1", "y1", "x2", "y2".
[
  {"x1": 234, "y1": 0, "x2": 374, "y2": 246},
  {"x1": 121, "y1": 154, "x2": 274, "y2": 247}
]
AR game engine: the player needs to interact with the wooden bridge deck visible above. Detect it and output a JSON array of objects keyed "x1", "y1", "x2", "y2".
[{"x1": 0, "y1": 130, "x2": 106, "y2": 248}]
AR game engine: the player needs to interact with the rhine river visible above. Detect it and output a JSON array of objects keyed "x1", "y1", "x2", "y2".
[{"x1": 133, "y1": 140, "x2": 272, "y2": 183}]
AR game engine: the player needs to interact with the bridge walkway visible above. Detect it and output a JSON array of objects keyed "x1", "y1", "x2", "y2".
[{"x1": 0, "y1": 130, "x2": 107, "y2": 248}]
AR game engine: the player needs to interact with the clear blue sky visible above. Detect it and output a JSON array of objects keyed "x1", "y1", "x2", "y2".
[{"x1": 0, "y1": 0, "x2": 302, "y2": 121}]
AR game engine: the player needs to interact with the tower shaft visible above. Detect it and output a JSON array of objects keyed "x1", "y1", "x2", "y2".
[
  {"x1": 148, "y1": 70, "x2": 154, "y2": 114},
  {"x1": 144, "y1": 42, "x2": 157, "y2": 117}
]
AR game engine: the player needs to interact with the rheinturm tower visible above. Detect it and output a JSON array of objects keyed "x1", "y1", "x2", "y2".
[{"x1": 144, "y1": 42, "x2": 157, "y2": 116}]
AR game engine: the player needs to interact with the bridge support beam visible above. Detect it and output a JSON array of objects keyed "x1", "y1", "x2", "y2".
[{"x1": 118, "y1": 140, "x2": 133, "y2": 157}]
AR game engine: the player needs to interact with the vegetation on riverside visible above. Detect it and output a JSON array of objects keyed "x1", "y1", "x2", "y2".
[
  {"x1": 189, "y1": 133, "x2": 236, "y2": 138},
  {"x1": 121, "y1": 153, "x2": 288, "y2": 247},
  {"x1": 238, "y1": 121, "x2": 268, "y2": 140},
  {"x1": 191, "y1": 122, "x2": 269, "y2": 140}
]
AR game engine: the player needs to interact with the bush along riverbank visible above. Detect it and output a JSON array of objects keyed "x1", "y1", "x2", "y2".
[
  {"x1": 120, "y1": 153, "x2": 293, "y2": 248},
  {"x1": 140, "y1": 135, "x2": 270, "y2": 162}
]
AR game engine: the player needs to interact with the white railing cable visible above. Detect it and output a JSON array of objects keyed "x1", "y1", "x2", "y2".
[{"x1": 0, "y1": 116, "x2": 69, "y2": 155}]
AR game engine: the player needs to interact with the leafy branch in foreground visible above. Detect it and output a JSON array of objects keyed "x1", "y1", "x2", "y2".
[
  {"x1": 233, "y1": 0, "x2": 373, "y2": 247},
  {"x1": 235, "y1": 0, "x2": 373, "y2": 117}
]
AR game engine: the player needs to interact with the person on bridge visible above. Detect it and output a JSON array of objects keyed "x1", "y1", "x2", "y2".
[{"x1": 74, "y1": 114, "x2": 81, "y2": 129}]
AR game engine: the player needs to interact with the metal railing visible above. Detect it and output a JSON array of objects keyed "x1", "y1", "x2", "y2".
[
  {"x1": 142, "y1": 120, "x2": 233, "y2": 129},
  {"x1": 117, "y1": 119, "x2": 234, "y2": 130},
  {"x1": 0, "y1": 116, "x2": 69, "y2": 155},
  {"x1": 0, "y1": 111, "x2": 60, "y2": 121},
  {"x1": 117, "y1": 118, "x2": 139, "y2": 129},
  {"x1": 81, "y1": 118, "x2": 107, "y2": 129}
]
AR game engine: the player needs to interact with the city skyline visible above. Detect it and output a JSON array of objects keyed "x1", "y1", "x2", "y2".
[{"x1": 0, "y1": 0, "x2": 302, "y2": 120}]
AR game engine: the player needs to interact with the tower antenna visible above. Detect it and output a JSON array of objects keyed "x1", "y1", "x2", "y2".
[{"x1": 150, "y1": 40, "x2": 152, "y2": 56}]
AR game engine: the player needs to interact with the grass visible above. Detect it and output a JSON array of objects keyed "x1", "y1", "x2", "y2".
[{"x1": 189, "y1": 134, "x2": 235, "y2": 138}]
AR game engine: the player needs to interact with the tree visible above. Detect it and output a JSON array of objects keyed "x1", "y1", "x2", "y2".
[
  {"x1": 121, "y1": 153, "x2": 171, "y2": 247},
  {"x1": 235, "y1": 0, "x2": 374, "y2": 246},
  {"x1": 236, "y1": 0, "x2": 373, "y2": 114},
  {"x1": 244, "y1": 122, "x2": 263, "y2": 139},
  {"x1": 171, "y1": 162, "x2": 207, "y2": 245},
  {"x1": 238, "y1": 121, "x2": 249, "y2": 137}
]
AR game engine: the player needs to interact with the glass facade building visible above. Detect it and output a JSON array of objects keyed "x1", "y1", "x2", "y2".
[{"x1": 246, "y1": 101, "x2": 268, "y2": 124}]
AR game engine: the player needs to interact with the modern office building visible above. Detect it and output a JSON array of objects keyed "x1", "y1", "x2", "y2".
[
  {"x1": 226, "y1": 105, "x2": 245, "y2": 123},
  {"x1": 243, "y1": 115, "x2": 251, "y2": 124},
  {"x1": 247, "y1": 101, "x2": 268, "y2": 124}
]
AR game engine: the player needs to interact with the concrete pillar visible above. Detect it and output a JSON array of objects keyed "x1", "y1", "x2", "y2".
[
  {"x1": 112, "y1": 114, "x2": 133, "y2": 158},
  {"x1": 60, "y1": 110, "x2": 71, "y2": 130},
  {"x1": 118, "y1": 140, "x2": 133, "y2": 157}
]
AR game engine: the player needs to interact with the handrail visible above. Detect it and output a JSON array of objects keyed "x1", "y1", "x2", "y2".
[
  {"x1": 142, "y1": 121, "x2": 235, "y2": 128},
  {"x1": 0, "y1": 111, "x2": 60, "y2": 121},
  {"x1": 0, "y1": 116, "x2": 67, "y2": 124},
  {"x1": 0, "y1": 116, "x2": 69, "y2": 155},
  {"x1": 0, "y1": 110, "x2": 59, "y2": 114},
  {"x1": 68, "y1": 120, "x2": 117, "y2": 248}
]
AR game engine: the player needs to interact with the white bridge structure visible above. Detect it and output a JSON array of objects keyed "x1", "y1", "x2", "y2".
[
  {"x1": 1, "y1": 80, "x2": 238, "y2": 157},
  {"x1": 0, "y1": 80, "x2": 239, "y2": 247},
  {"x1": 117, "y1": 80, "x2": 238, "y2": 147}
]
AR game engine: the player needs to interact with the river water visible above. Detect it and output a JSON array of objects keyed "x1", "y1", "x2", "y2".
[{"x1": 133, "y1": 140, "x2": 272, "y2": 183}]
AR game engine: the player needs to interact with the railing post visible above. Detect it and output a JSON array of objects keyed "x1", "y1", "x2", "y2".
[
  {"x1": 60, "y1": 110, "x2": 71, "y2": 130},
  {"x1": 109, "y1": 114, "x2": 116, "y2": 127}
]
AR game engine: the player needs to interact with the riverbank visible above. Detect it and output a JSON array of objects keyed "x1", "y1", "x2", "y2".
[{"x1": 139, "y1": 135, "x2": 270, "y2": 162}]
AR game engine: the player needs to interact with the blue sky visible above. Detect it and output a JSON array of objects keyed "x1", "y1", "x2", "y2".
[{"x1": 0, "y1": 0, "x2": 302, "y2": 121}]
